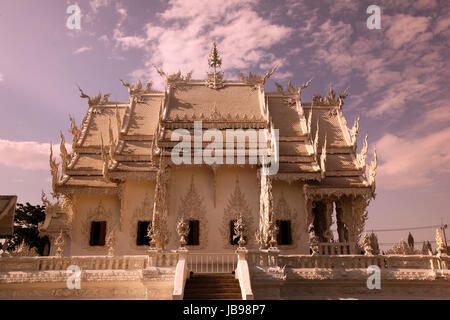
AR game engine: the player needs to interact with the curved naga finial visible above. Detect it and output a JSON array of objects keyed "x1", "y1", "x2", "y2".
[
  {"x1": 69, "y1": 115, "x2": 81, "y2": 150},
  {"x1": 153, "y1": 66, "x2": 193, "y2": 85},
  {"x1": 350, "y1": 115, "x2": 360, "y2": 145},
  {"x1": 368, "y1": 146, "x2": 377, "y2": 185},
  {"x1": 49, "y1": 143, "x2": 60, "y2": 197},
  {"x1": 77, "y1": 85, "x2": 110, "y2": 106},
  {"x1": 100, "y1": 133, "x2": 110, "y2": 181},
  {"x1": 60, "y1": 131, "x2": 70, "y2": 175},
  {"x1": 320, "y1": 134, "x2": 327, "y2": 179},
  {"x1": 357, "y1": 133, "x2": 368, "y2": 169}
]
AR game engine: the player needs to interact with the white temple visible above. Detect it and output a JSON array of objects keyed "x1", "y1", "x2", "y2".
[{"x1": 0, "y1": 44, "x2": 447, "y2": 300}]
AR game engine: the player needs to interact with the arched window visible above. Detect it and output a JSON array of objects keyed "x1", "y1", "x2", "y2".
[
  {"x1": 276, "y1": 220, "x2": 292, "y2": 245},
  {"x1": 89, "y1": 221, "x2": 106, "y2": 246},
  {"x1": 187, "y1": 220, "x2": 199, "y2": 246},
  {"x1": 136, "y1": 221, "x2": 151, "y2": 246}
]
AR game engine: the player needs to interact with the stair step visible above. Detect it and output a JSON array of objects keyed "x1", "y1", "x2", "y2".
[
  {"x1": 185, "y1": 287, "x2": 241, "y2": 294},
  {"x1": 183, "y1": 293, "x2": 242, "y2": 300},
  {"x1": 187, "y1": 279, "x2": 238, "y2": 284},
  {"x1": 183, "y1": 273, "x2": 242, "y2": 300}
]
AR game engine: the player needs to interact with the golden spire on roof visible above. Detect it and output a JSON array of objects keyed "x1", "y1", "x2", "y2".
[{"x1": 206, "y1": 42, "x2": 224, "y2": 89}]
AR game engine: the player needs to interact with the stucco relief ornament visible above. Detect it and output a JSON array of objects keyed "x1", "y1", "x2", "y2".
[
  {"x1": 268, "y1": 222, "x2": 279, "y2": 249},
  {"x1": 177, "y1": 176, "x2": 207, "y2": 249},
  {"x1": 234, "y1": 213, "x2": 246, "y2": 248},
  {"x1": 176, "y1": 217, "x2": 190, "y2": 249},
  {"x1": 237, "y1": 65, "x2": 278, "y2": 89},
  {"x1": 206, "y1": 42, "x2": 225, "y2": 89},
  {"x1": 69, "y1": 115, "x2": 81, "y2": 150},
  {"x1": 77, "y1": 85, "x2": 111, "y2": 107},
  {"x1": 436, "y1": 229, "x2": 447, "y2": 256},
  {"x1": 49, "y1": 144, "x2": 60, "y2": 198},
  {"x1": 356, "y1": 133, "x2": 368, "y2": 169},
  {"x1": 106, "y1": 231, "x2": 116, "y2": 256},
  {"x1": 350, "y1": 116, "x2": 360, "y2": 146},
  {"x1": 59, "y1": 131, "x2": 71, "y2": 175},
  {"x1": 362, "y1": 233, "x2": 374, "y2": 256},
  {"x1": 223, "y1": 177, "x2": 254, "y2": 248},
  {"x1": 1, "y1": 239, "x2": 10, "y2": 257},
  {"x1": 54, "y1": 230, "x2": 65, "y2": 257}
]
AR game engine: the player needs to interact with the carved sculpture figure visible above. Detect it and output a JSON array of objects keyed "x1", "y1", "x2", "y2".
[{"x1": 54, "y1": 230, "x2": 65, "y2": 257}]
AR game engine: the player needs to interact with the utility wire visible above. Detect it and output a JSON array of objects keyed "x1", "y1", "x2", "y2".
[{"x1": 364, "y1": 224, "x2": 444, "y2": 232}]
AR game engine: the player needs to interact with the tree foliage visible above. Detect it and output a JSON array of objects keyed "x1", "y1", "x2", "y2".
[{"x1": 4, "y1": 202, "x2": 49, "y2": 255}]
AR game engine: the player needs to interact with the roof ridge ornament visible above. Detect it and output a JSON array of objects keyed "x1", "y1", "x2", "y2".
[
  {"x1": 312, "y1": 84, "x2": 349, "y2": 107},
  {"x1": 275, "y1": 78, "x2": 312, "y2": 100},
  {"x1": 77, "y1": 85, "x2": 111, "y2": 106},
  {"x1": 49, "y1": 143, "x2": 60, "y2": 198},
  {"x1": 153, "y1": 66, "x2": 193, "y2": 88},
  {"x1": 69, "y1": 115, "x2": 81, "y2": 150},
  {"x1": 206, "y1": 42, "x2": 224, "y2": 89},
  {"x1": 357, "y1": 133, "x2": 368, "y2": 169},
  {"x1": 237, "y1": 65, "x2": 278, "y2": 89}
]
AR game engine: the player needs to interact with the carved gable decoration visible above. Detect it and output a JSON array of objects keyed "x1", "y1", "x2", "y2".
[
  {"x1": 129, "y1": 191, "x2": 154, "y2": 249},
  {"x1": 81, "y1": 201, "x2": 116, "y2": 251},
  {"x1": 177, "y1": 177, "x2": 208, "y2": 249},
  {"x1": 222, "y1": 178, "x2": 255, "y2": 248},
  {"x1": 274, "y1": 193, "x2": 300, "y2": 248}
]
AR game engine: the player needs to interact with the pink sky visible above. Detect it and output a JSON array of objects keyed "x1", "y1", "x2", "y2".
[{"x1": 0, "y1": 0, "x2": 449, "y2": 249}]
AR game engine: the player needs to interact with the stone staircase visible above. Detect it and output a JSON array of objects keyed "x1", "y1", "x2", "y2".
[{"x1": 183, "y1": 273, "x2": 242, "y2": 300}]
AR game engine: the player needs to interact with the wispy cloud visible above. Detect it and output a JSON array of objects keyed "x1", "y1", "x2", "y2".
[
  {"x1": 375, "y1": 127, "x2": 450, "y2": 190},
  {"x1": 112, "y1": 0, "x2": 292, "y2": 88},
  {"x1": 89, "y1": 0, "x2": 111, "y2": 13},
  {"x1": 0, "y1": 140, "x2": 71, "y2": 170},
  {"x1": 73, "y1": 46, "x2": 92, "y2": 54}
]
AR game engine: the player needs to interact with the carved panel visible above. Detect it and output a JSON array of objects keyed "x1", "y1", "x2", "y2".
[
  {"x1": 177, "y1": 177, "x2": 208, "y2": 250},
  {"x1": 274, "y1": 193, "x2": 300, "y2": 249},
  {"x1": 129, "y1": 191, "x2": 154, "y2": 250},
  {"x1": 221, "y1": 178, "x2": 255, "y2": 249},
  {"x1": 80, "y1": 201, "x2": 117, "y2": 253}
]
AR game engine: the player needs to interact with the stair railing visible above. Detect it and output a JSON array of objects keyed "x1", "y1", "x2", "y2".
[
  {"x1": 235, "y1": 248, "x2": 254, "y2": 300},
  {"x1": 187, "y1": 253, "x2": 237, "y2": 273},
  {"x1": 172, "y1": 249, "x2": 189, "y2": 300}
]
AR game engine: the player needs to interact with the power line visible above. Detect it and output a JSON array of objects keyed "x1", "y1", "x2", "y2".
[{"x1": 363, "y1": 224, "x2": 446, "y2": 232}]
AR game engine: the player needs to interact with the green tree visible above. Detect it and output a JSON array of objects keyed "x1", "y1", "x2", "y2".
[
  {"x1": 5, "y1": 202, "x2": 49, "y2": 255},
  {"x1": 407, "y1": 232, "x2": 414, "y2": 251}
]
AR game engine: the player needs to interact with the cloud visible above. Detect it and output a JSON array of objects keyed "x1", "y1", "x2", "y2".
[
  {"x1": 385, "y1": 14, "x2": 431, "y2": 49},
  {"x1": 0, "y1": 140, "x2": 71, "y2": 170},
  {"x1": 73, "y1": 46, "x2": 92, "y2": 54},
  {"x1": 375, "y1": 127, "x2": 450, "y2": 190},
  {"x1": 89, "y1": 0, "x2": 111, "y2": 13},
  {"x1": 0, "y1": 74, "x2": 3, "y2": 82},
  {"x1": 112, "y1": 0, "x2": 292, "y2": 88}
]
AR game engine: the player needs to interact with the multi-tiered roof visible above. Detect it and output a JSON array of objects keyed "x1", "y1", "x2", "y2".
[{"x1": 51, "y1": 44, "x2": 376, "y2": 199}]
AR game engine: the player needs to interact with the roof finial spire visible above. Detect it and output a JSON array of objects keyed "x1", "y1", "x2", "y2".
[{"x1": 206, "y1": 42, "x2": 224, "y2": 89}]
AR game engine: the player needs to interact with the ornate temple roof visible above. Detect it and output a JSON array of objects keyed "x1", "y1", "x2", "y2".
[{"x1": 52, "y1": 44, "x2": 376, "y2": 198}]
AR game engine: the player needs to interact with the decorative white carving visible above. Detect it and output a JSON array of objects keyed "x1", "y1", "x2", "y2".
[
  {"x1": 69, "y1": 115, "x2": 81, "y2": 150},
  {"x1": 129, "y1": 191, "x2": 153, "y2": 250},
  {"x1": 320, "y1": 134, "x2": 327, "y2": 179},
  {"x1": 350, "y1": 116, "x2": 360, "y2": 146},
  {"x1": 49, "y1": 144, "x2": 60, "y2": 198},
  {"x1": 80, "y1": 201, "x2": 115, "y2": 252},
  {"x1": 223, "y1": 177, "x2": 254, "y2": 249},
  {"x1": 356, "y1": 133, "x2": 368, "y2": 169},
  {"x1": 54, "y1": 230, "x2": 65, "y2": 257},
  {"x1": 177, "y1": 176, "x2": 208, "y2": 250},
  {"x1": 274, "y1": 193, "x2": 300, "y2": 249}
]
